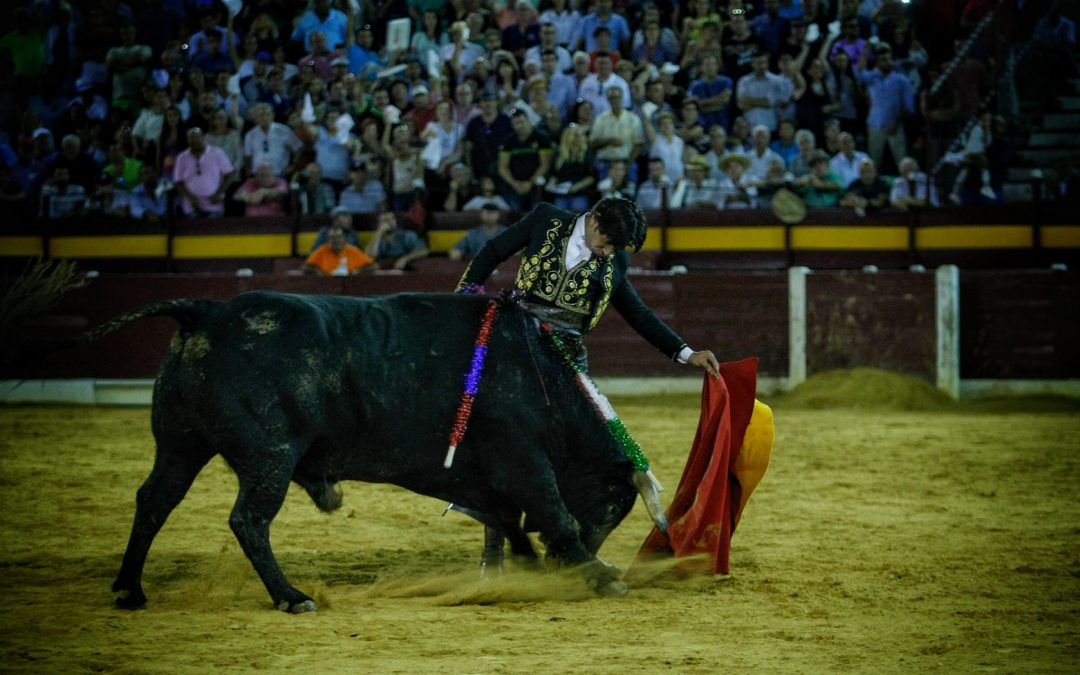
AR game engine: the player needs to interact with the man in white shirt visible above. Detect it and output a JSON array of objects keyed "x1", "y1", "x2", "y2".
[
  {"x1": 736, "y1": 51, "x2": 790, "y2": 132},
  {"x1": 578, "y1": 52, "x2": 631, "y2": 116},
  {"x1": 890, "y1": 157, "x2": 939, "y2": 210},
  {"x1": 744, "y1": 125, "x2": 785, "y2": 182},
  {"x1": 828, "y1": 132, "x2": 871, "y2": 189},
  {"x1": 131, "y1": 89, "x2": 170, "y2": 154},
  {"x1": 524, "y1": 23, "x2": 572, "y2": 73},
  {"x1": 243, "y1": 103, "x2": 303, "y2": 177},
  {"x1": 591, "y1": 86, "x2": 644, "y2": 169}
]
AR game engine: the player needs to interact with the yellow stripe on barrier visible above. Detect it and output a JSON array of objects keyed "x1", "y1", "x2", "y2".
[
  {"x1": 1041, "y1": 226, "x2": 1080, "y2": 248},
  {"x1": 791, "y1": 226, "x2": 909, "y2": 250},
  {"x1": 0, "y1": 236, "x2": 45, "y2": 257},
  {"x1": 666, "y1": 226, "x2": 787, "y2": 251},
  {"x1": 172, "y1": 234, "x2": 292, "y2": 258},
  {"x1": 428, "y1": 230, "x2": 465, "y2": 252},
  {"x1": 50, "y1": 235, "x2": 168, "y2": 258},
  {"x1": 916, "y1": 226, "x2": 1032, "y2": 249},
  {"x1": 642, "y1": 228, "x2": 662, "y2": 251}
]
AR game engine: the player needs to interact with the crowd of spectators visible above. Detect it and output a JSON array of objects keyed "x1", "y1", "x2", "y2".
[{"x1": 0, "y1": 0, "x2": 1072, "y2": 240}]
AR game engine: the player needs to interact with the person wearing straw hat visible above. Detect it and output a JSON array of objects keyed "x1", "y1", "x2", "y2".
[
  {"x1": 716, "y1": 152, "x2": 757, "y2": 208},
  {"x1": 671, "y1": 154, "x2": 721, "y2": 208}
]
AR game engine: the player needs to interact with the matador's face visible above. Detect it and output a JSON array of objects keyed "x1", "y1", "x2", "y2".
[{"x1": 585, "y1": 215, "x2": 615, "y2": 259}]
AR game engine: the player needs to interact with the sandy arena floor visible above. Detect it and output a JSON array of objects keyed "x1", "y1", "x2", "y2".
[{"x1": 1, "y1": 375, "x2": 1078, "y2": 673}]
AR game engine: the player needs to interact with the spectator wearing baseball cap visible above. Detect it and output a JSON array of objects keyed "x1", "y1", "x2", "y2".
[
  {"x1": 346, "y1": 23, "x2": 383, "y2": 79},
  {"x1": 338, "y1": 159, "x2": 387, "y2": 214},
  {"x1": 403, "y1": 86, "x2": 436, "y2": 140}
]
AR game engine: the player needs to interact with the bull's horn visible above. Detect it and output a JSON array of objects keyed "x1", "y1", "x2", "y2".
[{"x1": 631, "y1": 470, "x2": 669, "y2": 535}]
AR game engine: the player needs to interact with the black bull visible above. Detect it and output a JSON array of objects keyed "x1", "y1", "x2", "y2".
[{"x1": 91, "y1": 291, "x2": 662, "y2": 612}]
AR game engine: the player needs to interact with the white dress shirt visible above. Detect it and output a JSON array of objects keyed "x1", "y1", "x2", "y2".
[{"x1": 565, "y1": 214, "x2": 693, "y2": 363}]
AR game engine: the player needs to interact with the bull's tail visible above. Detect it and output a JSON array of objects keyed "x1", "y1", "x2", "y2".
[
  {"x1": 74, "y1": 299, "x2": 218, "y2": 347},
  {"x1": 9, "y1": 299, "x2": 219, "y2": 365}
]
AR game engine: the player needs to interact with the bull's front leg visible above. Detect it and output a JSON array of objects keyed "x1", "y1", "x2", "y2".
[{"x1": 520, "y1": 486, "x2": 627, "y2": 597}]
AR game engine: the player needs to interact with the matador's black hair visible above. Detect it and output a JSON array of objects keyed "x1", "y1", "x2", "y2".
[{"x1": 591, "y1": 197, "x2": 647, "y2": 252}]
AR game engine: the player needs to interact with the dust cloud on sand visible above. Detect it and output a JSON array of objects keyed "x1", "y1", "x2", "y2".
[{"x1": 1, "y1": 369, "x2": 1078, "y2": 673}]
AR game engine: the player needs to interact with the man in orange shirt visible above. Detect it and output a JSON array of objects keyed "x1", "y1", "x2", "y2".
[{"x1": 305, "y1": 224, "x2": 376, "y2": 276}]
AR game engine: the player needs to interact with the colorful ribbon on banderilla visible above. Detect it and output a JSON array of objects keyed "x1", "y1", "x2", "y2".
[
  {"x1": 445, "y1": 285, "x2": 497, "y2": 468},
  {"x1": 538, "y1": 322, "x2": 661, "y2": 491}
]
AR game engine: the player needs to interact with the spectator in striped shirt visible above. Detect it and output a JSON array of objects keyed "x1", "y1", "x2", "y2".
[{"x1": 39, "y1": 160, "x2": 87, "y2": 219}]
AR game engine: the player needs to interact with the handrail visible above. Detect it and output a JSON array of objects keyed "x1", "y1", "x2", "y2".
[
  {"x1": 929, "y1": 0, "x2": 1062, "y2": 181},
  {"x1": 927, "y1": 2, "x2": 1001, "y2": 97}
]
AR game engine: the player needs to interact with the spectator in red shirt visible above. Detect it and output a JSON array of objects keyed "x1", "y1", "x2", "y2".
[{"x1": 234, "y1": 163, "x2": 289, "y2": 217}]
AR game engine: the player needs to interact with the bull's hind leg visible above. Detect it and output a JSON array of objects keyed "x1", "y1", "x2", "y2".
[
  {"x1": 113, "y1": 439, "x2": 215, "y2": 609},
  {"x1": 228, "y1": 461, "x2": 316, "y2": 613}
]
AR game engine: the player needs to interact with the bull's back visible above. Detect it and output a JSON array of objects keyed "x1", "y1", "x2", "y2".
[{"x1": 152, "y1": 291, "x2": 520, "y2": 466}]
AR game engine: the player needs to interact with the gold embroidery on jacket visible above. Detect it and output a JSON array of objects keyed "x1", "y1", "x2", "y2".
[
  {"x1": 515, "y1": 217, "x2": 563, "y2": 295},
  {"x1": 588, "y1": 263, "x2": 615, "y2": 331},
  {"x1": 514, "y1": 216, "x2": 615, "y2": 320}
]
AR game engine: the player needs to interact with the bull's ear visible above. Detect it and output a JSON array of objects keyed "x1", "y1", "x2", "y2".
[{"x1": 630, "y1": 470, "x2": 668, "y2": 535}]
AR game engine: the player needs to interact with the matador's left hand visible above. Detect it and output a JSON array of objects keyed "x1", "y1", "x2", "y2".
[{"x1": 688, "y1": 350, "x2": 720, "y2": 379}]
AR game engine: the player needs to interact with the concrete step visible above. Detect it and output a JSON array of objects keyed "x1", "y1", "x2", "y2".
[
  {"x1": 1000, "y1": 180, "x2": 1059, "y2": 203},
  {"x1": 1007, "y1": 166, "x2": 1048, "y2": 181},
  {"x1": 1002, "y1": 182, "x2": 1034, "y2": 203},
  {"x1": 1029, "y1": 131, "x2": 1080, "y2": 146},
  {"x1": 1041, "y1": 113, "x2": 1080, "y2": 130},
  {"x1": 1019, "y1": 147, "x2": 1080, "y2": 164},
  {"x1": 1060, "y1": 96, "x2": 1080, "y2": 111}
]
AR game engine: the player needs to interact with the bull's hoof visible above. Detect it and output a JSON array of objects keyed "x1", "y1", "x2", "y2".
[
  {"x1": 275, "y1": 588, "x2": 317, "y2": 613},
  {"x1": 480, "y1": 549, "x2": 504, "y2": 579},
  {"x1": 113, "y1": 588, "x2": 148, "y2": 610},
  {"x1": 581, "y1": 559, "x2": 628, "y2": 598},
  {"x1": 276, "y1": 598, "x2": 318, "y2": 613},
  {"x1": 595, "y1": 579, "x2": 629, "y2": 598}
]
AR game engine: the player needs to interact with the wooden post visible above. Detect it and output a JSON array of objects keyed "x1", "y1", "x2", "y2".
[
  {"x1": 936, "y1": 264, "x2": 961, "y2": 399},
  {"x1": 788, "y1": 266, "x2": 809, "y2": 391}
]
